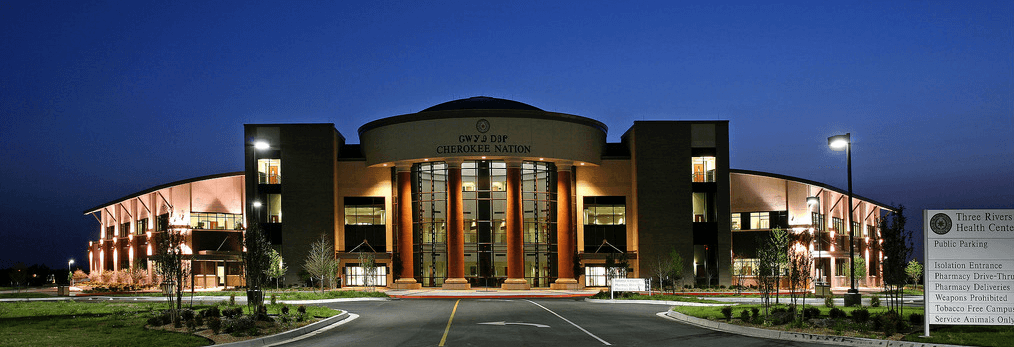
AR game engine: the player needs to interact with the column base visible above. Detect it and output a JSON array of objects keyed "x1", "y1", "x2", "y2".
[
  {"x1": 390, "y1": 278, "x2": 422, "y2": 290},
  {"x1": 442, "y1": 278, "x2": 471, "y2": 290},
  {"x1": 549, "y1": 278, "x2": 581, "y2": 290},
  {"x1": 501, "y1": 278, "x2": 530, "y2": 290}
]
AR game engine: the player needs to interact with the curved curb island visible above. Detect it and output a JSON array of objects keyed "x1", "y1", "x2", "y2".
[
  {"x1": 216, "y1": 311, "x2": 351, "y2": 347},
  {"x1": 662, "y1": 310, "x2": 966, "y2": 347}
]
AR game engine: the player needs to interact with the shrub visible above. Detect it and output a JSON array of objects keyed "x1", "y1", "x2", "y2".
[
  {"x1": 721, "y1": 306, "x2": 733, "y2": 321},
  {"x1": 225, "y1": 316, "x2": 257, "y2": 336},
  {"x1": 203, "y1": 306, "x2": 221, "y2": 318},
  {"x1": 146, "y1": 315, "x2": 165, "y2": 326},
  {"x1": 194, "y1": 315, "x2": 204, "y2": 327},
  {"x1": 185, "y1": 317, "x2": 198, "y2": 330},
  {"x1": 271, "y1": 294, "x2": 277, "y2": 305},
  {"x1": 870, "y1": 296, "x2": 881, "y2": 307},
  {"x1": 223, "y1": 307, "x2": 242, "y2": 318},
  {"x1": 803, "y1": 306, "x2": 821, "y2": 319},
  {"x1": 851, "y1": 308, "x2": 870, "y2": 323},
  {"x1": 824, "y1": 296, "x2": 835, "y2": 308},
  {"x1": 876, "y1": 312, "x2": 902, "y2": 336},
  {"x1": 207, "y1": 316, "x2": 222, "y2": 334},
  {"x1": 180, "y1": 309, "x2": 195, "y2": 321},
  {"x1": 297, "y1": 305, "x2": 308, "y2": 322},
  {"x1": 750, "y1": 307, "x2": 759, "y2": 321},
  {"x1": 740, "y1": 309, "x2": 751, "y2": 323},
  {"x1": 281, "y1": 305, "x2": 290, "y2": 315},
  {"x1": 828, "y1": 308, "x2": 846, "y2": 319},
  {"x1": 909, "y1": 313, "x2": 924, "y2": 325}
]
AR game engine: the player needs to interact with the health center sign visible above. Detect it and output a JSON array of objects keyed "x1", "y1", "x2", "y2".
[{"x1": 924, "y1": 209, "x2": 1014, "y2": 333}]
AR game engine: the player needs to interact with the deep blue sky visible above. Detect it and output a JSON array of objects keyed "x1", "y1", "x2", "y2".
[{"x1": 2, "y1": 1, "x2": 1011, "y2": 270}]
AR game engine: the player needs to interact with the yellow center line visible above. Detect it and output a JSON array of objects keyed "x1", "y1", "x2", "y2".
[{"x1": 438, "y1": 299, "x2": 461, "y2": 346}]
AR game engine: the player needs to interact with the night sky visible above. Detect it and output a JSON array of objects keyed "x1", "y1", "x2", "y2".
[{"x1": 2, "y1": 1, "x2": 1011, "y2": 271}]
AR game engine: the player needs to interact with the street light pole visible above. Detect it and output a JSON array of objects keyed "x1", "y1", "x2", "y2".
[
  {"x1": 68, "y1": 259, "x2": 74, "y2": 286},
  {"x1": 829, "y1": 133, "x2": 861, "y2": 306}
]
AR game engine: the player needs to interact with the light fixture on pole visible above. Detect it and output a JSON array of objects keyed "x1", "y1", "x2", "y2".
[
  {"x1": 828, "y1": 133, "x2": 861, "y2": 306},
  {"x1": 68, "y1": 259, "x2": 75, "y2": 286}
]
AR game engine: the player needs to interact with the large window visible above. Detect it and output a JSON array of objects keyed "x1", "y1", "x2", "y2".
[
  {"x1": 462, "y1": 161, "x2": 507, "y2": 286},
  {"x1": 413, "y1": 162, "x2": 447, "y2": 287},
  {"x1": 120, "y1": 222, "x2": 130, "y2": 237},
  {"x1": 584, "y1": 265, "x2": 627, "y2": 287},
  {"x1": 257, "y1": 158, "x2": 281, "y2": 184},
  {"x1": 136, "y1": 218, "x2": 148, "y2": 235},
  {"x1": 344, "y1": 265, "x2": 387, "y2": 286},
  {"x1": 749, "y1": 212, "x2": 769, "y2": 230},
  {"x1": 190, "y1": 212, "x2": 243, "y2": 230},
  {"x1": 692, "y1": 192, "x2": 715, "y2": 222},
  {"x1": 812, "y1": 212, "x2": 825, "y2": 231},
  {"x1": 731, "y1": 214, "x2": 741, "y2": 230},
  {"x1": 344, "y1": 197, "x2": 386, "y2": 252},
  {"x1": 522, "y1": 161, "x2": 556, "y2": 287},
  {"x1": 691, "y1": 156, "x2": 716, "y2": 182},
  {"x1": 583, "y1": 196, "x2": 626, "y2": 252},
  {"x1": 265, "y1": 194, "x2": 282, "y2": 223},
  {"x1": 832, "y1": 217, "x2": 844, "y2": 234}
]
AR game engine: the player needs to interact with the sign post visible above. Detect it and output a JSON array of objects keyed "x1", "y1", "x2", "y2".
[{"x1": 923, "y1": 209, "x2": 1014, "y2": 337}]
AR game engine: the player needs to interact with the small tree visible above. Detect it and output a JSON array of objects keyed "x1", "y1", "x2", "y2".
[
  {"x1": 244, "y1": 222, "x2": 271, "y2": 309},
  {"x1": 787, "y1": 231, "x2": 813, "y2": 318},
  {"x1": 669, "y1": 249, "x2": 685, "y2": 293},
  {"x1": 266, "y1": 249, "x2": 287, "y2": 289},
  {"x1": 880, "y1": 205, "x2": 913, "y2": 315},
  {"x1": 905, "y1": 259, "x2": 922, "y2": 286},
  {"x1": 151, "y1": 214, "x2": 193, "y2": 324},
  {"x1": 303, "y1": 234, "x2": 334, "y2": 294},
  {"x1": 357, "y1": 251, "x2": 377, "y2": 291},
  {"x1": 647, "y1": 254, "x2": 673, "y2": 293}
]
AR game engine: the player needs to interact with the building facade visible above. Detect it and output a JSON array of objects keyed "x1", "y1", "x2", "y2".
[{"x1": 86, "y1": 97, "x2": 892, "y2": 290}]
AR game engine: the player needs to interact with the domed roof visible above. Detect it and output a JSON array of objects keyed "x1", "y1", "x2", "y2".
[{"x1": 421, "y1": 96, "x2": 543, "y2": 112}]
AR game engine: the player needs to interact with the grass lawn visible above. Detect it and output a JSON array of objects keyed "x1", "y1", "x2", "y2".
[
  {"x1": 0, "y1": 300, "x2": 344, "y2": 347},
  {"x1": 0, "y1": 301, "x2": 210, "y2": 347},
  {"x1": 672, "y1": 303, "x2": 1012, "y2": 347},
  {"x1": 903, "y1": 326, "x2": 1014, "y2": 347}
]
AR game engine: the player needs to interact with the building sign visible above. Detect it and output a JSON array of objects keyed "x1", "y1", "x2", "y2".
[
  {"x1": 436, "y1": 120, "x2": 533, "y2": 154},
  {"x1": 924, "y1": 209, "x2": 1014, "y2": 330},
  {"x1": 611, "y1": 278, "x2": 647, "y2": 292}
]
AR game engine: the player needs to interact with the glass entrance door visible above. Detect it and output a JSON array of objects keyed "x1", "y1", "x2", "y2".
[{"x1": 463, "y1": 161, "x2": 507, "y2": 287}]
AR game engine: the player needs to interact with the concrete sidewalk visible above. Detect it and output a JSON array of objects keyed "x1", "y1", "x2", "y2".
[{"x1": 386, "y1": 288, "x2": 600, "y2": 299}]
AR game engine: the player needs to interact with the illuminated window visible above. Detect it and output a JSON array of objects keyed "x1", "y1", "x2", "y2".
[
  {"x1": 136, "y1": 218, "x2": 148, "y2": 235},
  {"x1": 691, "y1": 156, "x2": 716, "y2": 182},
  {"x1": 344, "y1": 265, "x2": 387, "y2": 286},
  {"x1": 750, "y1": 212, "x2": 769, "y2": 229},
  {"x1": 692, "y1": 192, "x2": 714, "y2": 222},
  {"x1": 731, "y1": 214, "x2": 741, "y2": 230},
  {"x1": 266, "y1": 194, "x2": 281, "y2": 223},
  {"x1": 190, "y1": 212, "x2": 243, "y2": 230},
  {"x1": 832, "y1": 217, "x2": 844, "y2": 234},
  {"x1": 584, "y1": 196, "x2": 626, "y2": 252},
  {"x1": 257, "y1": 158, "x2": 281, "y2": 184},
  {"x1": 344, "y1": 197, "x2": 385, "y2": 252},
  {"x1": 733, "y1": 258, "x2": 759, "y2": 276}
]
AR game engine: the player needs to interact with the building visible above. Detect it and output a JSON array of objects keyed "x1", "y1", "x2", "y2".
[{"x1": 85, "y1": 96, "x2": 892, "y2": 290}]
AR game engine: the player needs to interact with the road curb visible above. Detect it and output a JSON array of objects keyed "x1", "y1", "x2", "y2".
[
  {"x1": 584, "y1": 298, "x2": 730, "y2": 306},
  {"x1": 661, "y1": 310, "x2": 966, "y2": 347},
  {"x1": 215, "y1": 311, "x2": 350, "y2": 347}
]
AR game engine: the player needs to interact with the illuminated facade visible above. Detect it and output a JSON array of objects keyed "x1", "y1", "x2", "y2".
[
  {"x1": 84, "y1": 173, "x2": 247, "y2": 288},
  {"x1": 86, "y1": 97, "x2": 892, "y2": 290}
]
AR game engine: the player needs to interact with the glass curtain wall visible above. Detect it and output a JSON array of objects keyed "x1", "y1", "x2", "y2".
[
  {"x1": 522, "y1": 161, "x2": 557, "y2": 287},
  {"x1": 462, "y1": 161, "x2": 507, "y2": 287},
  {"x1": 413, "y1": 162, "x2": 447, "y2": 287}
]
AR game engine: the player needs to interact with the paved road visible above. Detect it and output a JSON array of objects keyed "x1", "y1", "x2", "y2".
[{"x1": 283, "y1": 298, "x2": 837, "y2": 347}]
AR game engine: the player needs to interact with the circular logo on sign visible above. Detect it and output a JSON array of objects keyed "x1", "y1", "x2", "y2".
[
  {"x1": 476, "y1": 119, "x2": 490, "y2": 133},
  {"x1": 930, "y1": 213, "x2": 952, "y2": 235}
]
